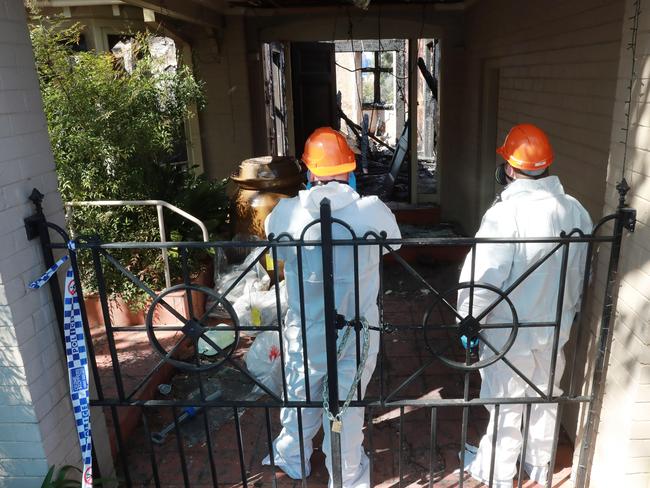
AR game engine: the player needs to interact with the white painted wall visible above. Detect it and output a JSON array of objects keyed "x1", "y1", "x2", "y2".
[{"x1": 192, "y1": 16, "x2": 255, "y2": 180}]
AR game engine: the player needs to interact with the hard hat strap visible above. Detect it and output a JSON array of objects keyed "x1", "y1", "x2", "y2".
[{"x1": 495, "y1": 163, "x2": 513, "y2": 186}]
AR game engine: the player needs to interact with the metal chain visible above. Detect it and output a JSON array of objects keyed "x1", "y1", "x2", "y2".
[{"x1": 322, "y1": 317, "x2": 370, "y2": 427}]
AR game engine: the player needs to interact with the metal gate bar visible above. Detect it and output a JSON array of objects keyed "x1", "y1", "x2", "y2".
[
  {"x1": 321, "y1": 199, "x2": 343, "y2": 488},
  {"x1": 575, "y1": 183, "x2": 637, "y2": 487},
  {"x1": 141, "y1": 410, "x2": 162, "y2": 487},
  {"x1": 517, "y1": 403, "x2": 532, "y2": 488}
]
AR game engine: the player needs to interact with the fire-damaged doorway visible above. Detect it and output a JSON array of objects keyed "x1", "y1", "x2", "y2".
[
  {"x1": 261, "y1": 38, "x2": 440, "y2": 205},
  {"x1": 290, "y1": 42, "x2": 340, "y2": 154}
]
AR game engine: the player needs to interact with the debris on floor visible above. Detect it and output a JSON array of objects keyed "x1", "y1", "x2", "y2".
[
  {"x1": 245, "y1": 331, "x2": 283, "y2": 396},
  {"x1": 163, "y1": 365, "x2": 262, "y2": 448},
  {"x1": 398, "y1": 223, "x2": 458, "y2": 239}
]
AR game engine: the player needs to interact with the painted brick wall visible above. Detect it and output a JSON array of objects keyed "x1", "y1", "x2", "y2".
[
  {"x1": 0, "y1": 1, "x2": 80, "y2": 486},
  {"x1": 588, "y1": 0, "x2": 650, "y2": 486},
  {"x1": 453, "y1": 0, "x2": 626, "y2": 231}
]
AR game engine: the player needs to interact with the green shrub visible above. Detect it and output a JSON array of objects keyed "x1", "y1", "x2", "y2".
[{"x1": 29, "y1": 15, "x2": 227, "y2": 305}]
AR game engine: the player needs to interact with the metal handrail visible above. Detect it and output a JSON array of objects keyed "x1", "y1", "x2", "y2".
[{"x1": 65, "y1": 200, "x2": 210, "y2": 288}]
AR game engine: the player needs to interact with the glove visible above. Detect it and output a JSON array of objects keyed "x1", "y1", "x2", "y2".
[{"x1": 460, "y1": 335, "x2": 479, "y2": 350}]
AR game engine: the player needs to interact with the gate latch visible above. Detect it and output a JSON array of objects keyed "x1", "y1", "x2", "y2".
[
  {"x1": 381, "y1": 322, "x2": 395, "y2": 334},
  {"x1": 335, "y1": 313, "x2": 348, "y2": 330},
  {"x1": 335, "y1": 314, "x2": 364, "y2": 331}
]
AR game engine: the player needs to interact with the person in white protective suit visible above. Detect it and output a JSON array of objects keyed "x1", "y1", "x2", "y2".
[
  {"x1": 457, "y1": 124, "x2": 592, "y2": 488},
  {"x1": 261, "y1": 127, "x2": 401, "y2": 487}
]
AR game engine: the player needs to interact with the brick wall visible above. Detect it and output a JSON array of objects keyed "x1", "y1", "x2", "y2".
[
  {"x1": 589, "y1": 0, "x2": 650, "y2": 486},
  {"x1": 0, "y1": 1, "x2": 79, "y2": 486},
  {"x1": 452, "y1": 0, "x2": 626, "y2": 231}
]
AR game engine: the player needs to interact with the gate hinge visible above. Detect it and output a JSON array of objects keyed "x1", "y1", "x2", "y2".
[
  {"x1": 24, "y1": 214, "x2": 43, "y2": 241},
  {"x1": 621, "y1": 207, "x2": 636, "y2": 232},
  {"x1": 24, "y1": 188, "x2": 46, "y2": 241}
]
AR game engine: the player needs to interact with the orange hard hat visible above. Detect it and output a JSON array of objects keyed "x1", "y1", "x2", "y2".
[
  {"x1": 496, "y1": 124, "x2": 554, "y2": 171},
  {"x1": 302, "y1": 127, "x2": 356, "y2": 177}
]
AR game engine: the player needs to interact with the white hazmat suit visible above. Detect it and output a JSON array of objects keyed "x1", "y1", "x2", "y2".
[
  {"x1": 457, "y1": 176, "x2": 591, "y2": 486},
  {"x1": 263, "y1": 182, "x2": 401, "y2": 487}
]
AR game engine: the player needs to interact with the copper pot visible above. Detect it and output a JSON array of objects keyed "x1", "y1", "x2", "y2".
[{"x1": 230, "y1": 156, "x2": 304, "y2": 240}]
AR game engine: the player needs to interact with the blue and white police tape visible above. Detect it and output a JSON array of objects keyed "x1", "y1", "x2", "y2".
[
  {"x1": 29, "y1": 243, "x2": 93, "y2": 488},
  {"x1": 28, "y1": 254, "x2": 69, "y2": 290}
]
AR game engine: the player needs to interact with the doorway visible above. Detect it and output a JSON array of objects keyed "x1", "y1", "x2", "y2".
[
  {"x1": 290, "y1": 42, "x2": 340, "y2": 156},
  {"x1": 262, "y1": 38, "x2": 441, "y2": 205}
]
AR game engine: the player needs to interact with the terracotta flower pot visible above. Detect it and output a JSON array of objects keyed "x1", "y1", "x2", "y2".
[
  {"x1": 84, "y1": 286, "x2": 207, "y2": 329},
  {"x1": 85, "y1": 261, "x2": 212, "y2": 324}
]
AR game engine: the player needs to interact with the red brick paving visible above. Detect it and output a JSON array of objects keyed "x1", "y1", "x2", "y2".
[{"x1": 98, "y1": 262, "x2": 575, "y2": 487}]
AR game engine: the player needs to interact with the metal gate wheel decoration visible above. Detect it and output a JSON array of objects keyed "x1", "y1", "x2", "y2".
[
  {"x1": 146, "y1": 284, "x2": 240, "y2": 372},
  {"x1": 423, "y1": 282, "x2": 519, "y2": 371}
]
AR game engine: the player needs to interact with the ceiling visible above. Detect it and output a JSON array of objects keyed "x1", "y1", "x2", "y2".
[
  {"x1": 226, "y1": 0, "x2": 465, "y2": 8},
  {"x1": 50, "y1": 0, "x2": 472, "y2": 29}
]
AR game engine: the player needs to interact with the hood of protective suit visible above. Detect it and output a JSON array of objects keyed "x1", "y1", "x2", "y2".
[
  {"x1": 500, "y1": 175, "x2": 564, "y2": 202},
  {"x1": 299, "y1": 181, "x2": 360, "y2": 215}
]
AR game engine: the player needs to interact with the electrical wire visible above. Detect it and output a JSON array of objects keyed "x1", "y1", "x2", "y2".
[
  {"x1": 345, "y1": 8, "x2": 365, "y2": 116},
  {"x1": 334, "y1": 61, "x2": 408, "y2": 81},
  {"x1": 620, "y1": 0, "x2": 642, "y2": 180},
  {"x1": 335, "y1": 6, "x2": 412, "y2": 142}
]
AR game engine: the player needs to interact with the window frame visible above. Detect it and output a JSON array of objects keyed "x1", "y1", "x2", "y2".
[{"x1": 361, "y1": 51, "x2": 394, "y2": 110}]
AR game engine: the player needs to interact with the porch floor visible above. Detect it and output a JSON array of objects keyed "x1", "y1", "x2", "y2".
[{"x1": 113, "y1": 262, "x2": 575, "y2": 488}]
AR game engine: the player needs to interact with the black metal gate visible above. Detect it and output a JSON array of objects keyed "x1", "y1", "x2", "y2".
[{"x1": 26, "y1": 182, "x2": 635, "y2": 488}]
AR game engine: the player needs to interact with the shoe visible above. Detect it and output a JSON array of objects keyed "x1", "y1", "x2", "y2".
[
  {"x1": 524, "y1": 462, "x2": 549, "y2": 485},
  {"x1": 262, "y1": 451, "x2": 311, "y2": 480}
]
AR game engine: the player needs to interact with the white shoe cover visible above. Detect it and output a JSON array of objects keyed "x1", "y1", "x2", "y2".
[
  {"x1": 262, "y1": 451, "x2": 311, "y2": 480},
  {"x1": 524, "y1": 462, "x2": 549, "y2": 485},
  {"x1": 457, "y1": 444, "x2": 513, "y2": 488}
]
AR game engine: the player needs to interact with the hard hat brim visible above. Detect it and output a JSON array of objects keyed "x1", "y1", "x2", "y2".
[
  {"x1": 307, "y1": 161, "x2": 356, "y2": 177},
  {"x1": 506, "y1": 155, "x2": 553, "y2": 171},
  {"x1": 496, "y1": 145, "x2": 553, "y2": 171}
]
